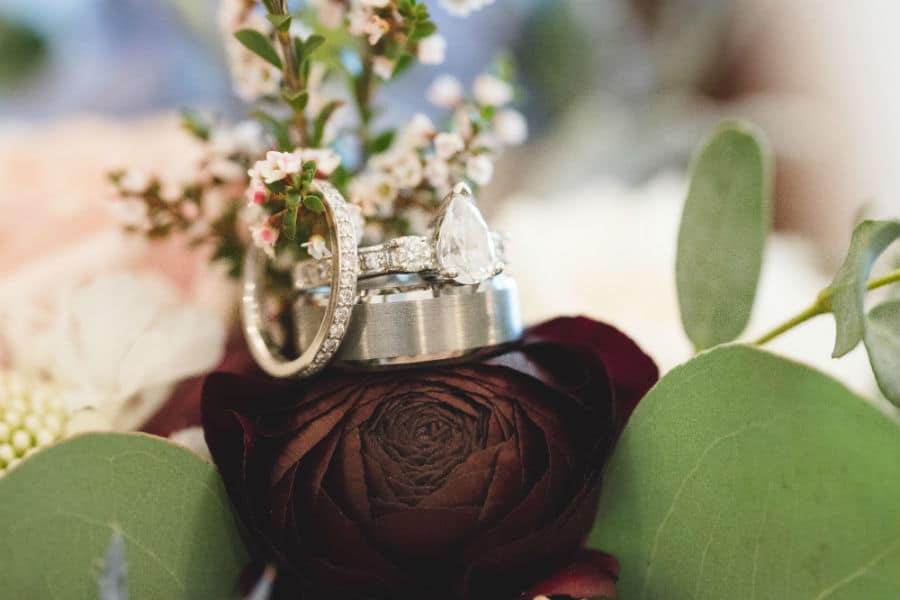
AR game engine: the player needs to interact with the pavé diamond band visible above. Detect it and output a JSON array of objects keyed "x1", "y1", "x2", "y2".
[
  {"x1": 242, "y1": 181, "x2": 359, "y2": 378},
  {"x1": 293, "y1": 183, "x2": 505, "y2": 291},
  {"x1": 294, "y1": 273, "x2": 522, "y2": 367}
]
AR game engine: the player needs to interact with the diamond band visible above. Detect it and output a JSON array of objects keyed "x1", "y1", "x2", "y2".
[
  {"x1": 241, "y1": 181, "x2": 358, "y2": 378},
  {"x1": 295, "y1": 184, "x2": 506, "y2": 290}
]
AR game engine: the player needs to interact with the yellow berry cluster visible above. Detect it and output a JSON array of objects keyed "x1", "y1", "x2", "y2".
[{"x1": 0, "y1": 371, "x2": 68, "y2": 475}]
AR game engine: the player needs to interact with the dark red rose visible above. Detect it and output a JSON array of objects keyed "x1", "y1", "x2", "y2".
[{"x1": 202, "y1": 317, "x2": 657, "y2": 600}]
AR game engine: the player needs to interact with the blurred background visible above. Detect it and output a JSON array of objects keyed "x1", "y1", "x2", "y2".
[{"x1": 2, "y1": 0, "x2": 899, "y2": 400}]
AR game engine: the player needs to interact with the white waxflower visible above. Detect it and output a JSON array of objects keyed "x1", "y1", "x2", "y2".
[
  {"x1": 255, "y1": 151, "x2": 303, "y2": 183},
  {"x1": 465, "y1": 154, "x2": 494, "y2": 186},
  {"x1": 349, "y1": 172, "x2": 397, "y2": 217},
  {"x1": 473, "y1": 73, "x2": 514, "y2": 107},
  {"x1": 118, "y1": 170, "x2": 151, "y2": 194},
  {"x1": 211, "y1": 120, "x2": 267, "y2": 157},
  {"x1": 250, "y1": 223, "x2": 280, "y2": 258},
  {"x1": 417, "y1": 34, "x2": 447, "y2": 65},
  {"x1": 424, "y1": 155, "x2": 451, "y2": 190},
  {"x1": 298, "y1": 148, "x2": 342, "y2": 177},
  {"x1": 208, "y1": 158, "x2": 246, "y2": 182},
  {"x1": 397, "y1": 113, "x2": 436, "y2": 150},
  {"x1": 361, "y1": 0, "x2": 391, "y2": 6},
  {"x1": 301, "y1": 234, "x2": 332, "y2": 260},
  {"x1": 390, "y1": 152, "x2": 425, "y2": 188},
  {"x1": 439, "y1": 0, "x2": 495, "y2": 17},
  {"x1": 373, "y1": 56, "x2": 395, "y2": 80},
  {"x1": 493, "y1": 109, "x2": 529, "y2": 146},
  {"x1": 434, "y1": 132, "x2": 465, "y2": 160},
  {"x1": 110, "y1": 199, "x2": 149, "y2": 229},
  {"x1": 364, "y1": 14, "x2": 389, "y2": 45},
  {"x1": 315, "y1": 0, "x2": 346, "y2": 29},
  {"x1": 427, "y1": 74, "x2": 464, "y2": 108}
]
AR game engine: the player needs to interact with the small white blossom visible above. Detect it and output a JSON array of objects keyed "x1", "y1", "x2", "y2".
[
  {"x1": 417, "y1": 34, "x2": 447, "y2": 65},
  {"x1": 362, "y1": 0, "x2": 391, "y2": 6},
  {"x1": 111, "y1": 199, "x2": 149, "y2": 229},
  {"x1": 439, "y1": 0, "x2": 495, "y2": 17},
  {"x1": 427, "y1": 74, "x2": 464, "y2": 108},
  {"x1": 255, "y1": 151, "x2": 303, "y2": 184},
  {"x1": 473, "y1": 73, "x2": 514, "y2": 107},
  {"x1": 364, "y1": 14, "x2": 390, "y2": 45},
  {"x1": 397, "y1": 113, "x2": 436, "y2": 150},
  {"x1": 373, "y1": 56, "x2": 395, "y2": 80},
  {"x1": 316, "y1": 1, "x2": 346, "y2": 29},
  {"x1": 434, "y1": 132, "x2": 465, "y2": 160},
  {"x1": 160, "y1": 181, "x2": 182, "y2": 204},
  {"x1": 424, "y1": 155, "x2": 450, "y2": 191},
  {"x1": 302, "y1": 234, "x2": 331, "y2": 260},
  {"x1": 465, "y1": 154, "x2": 494, "y2": 186},
  {"x1": 349, "y1": 172, "x2": 397, "y2": 217},
  {"x1": 209, "y1": 158, "x2": 246, "y2": 182},
  {"x1": 211, "y1": 120, "x2": 267, "y2": 157},
  {"x1": 348, "y1": 4, "x2": 370, "y2": 36},
  {"x1": 250, "y1": 223, "x2": 279, "y2": 258},
  {"x1": 298, "y1": 148, "x2": 342, "y2": 177},
  {"x1": 119, "y1": 170, "x2": 151, "y2": 194},
  {"x1": 453, "y1": 107, "x2": 475, "y2": 139},
  {"x1": 390, "y1": 152, "x2": 425, "y2": 188},
  {"x1": 493, "y1": 109, "x2": 529, "y2": 146}
]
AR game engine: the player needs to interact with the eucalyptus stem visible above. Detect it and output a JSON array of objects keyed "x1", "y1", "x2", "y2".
[{"x1": 752, "y1": 266, "x2": 900, "y2": 345}]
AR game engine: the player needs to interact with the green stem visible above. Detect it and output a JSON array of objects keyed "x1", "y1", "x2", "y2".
[
  {"x1": 752, "y1": 267, "x2": 900, "y2": 345},
  {"x1": 272, "y1": 1, "x2": 309, "y2": 146},
  {"x1": 353, "y1": 49, "x2": 376, "y2": 164}
]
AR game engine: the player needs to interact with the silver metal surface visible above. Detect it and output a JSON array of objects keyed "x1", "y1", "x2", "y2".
[{"x1": 294, "y1": 273, "x2": 522, "y2": 368}]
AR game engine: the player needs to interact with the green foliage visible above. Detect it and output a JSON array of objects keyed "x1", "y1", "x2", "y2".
[
  {"x1": 311, "y1": 100, "x2": 344, "y2": 147},
  {"x1": 591, "y1": 345, "x2": 900, "y2": 599},
  {"x1": 234, "y1": 29, "x2": 283, "y2": 69},
  {"x1": 251, "y1": 110, "x2": 292, "y2": 151},
  {"x1": 0, "y1": 17, "x2": 47, "y2": 85},
  {"x1": 367, "y1": 130, "x2": 396, "y2": 155},
  {"x1": 676, "y1": 121, "x2": 772, "y2": 350},
  {"x1": 303, "y1": 192, "x2": 325, "y2": 213},
  {"x1": 864, "y1": 299, "x2": 900, "y2": 406},
  {"x1": 0, "y1": 433, "x2": 248, "y2": 599},
  {"x1": 828, "y1": 220, "x2": 900, "y2": 357},
  {"x1": 284, "y1": 193, "x2": 301, "y2": 240},
  {"x1": 282, "y1": 89, "x2": 309, "y2": 112},
  {"x1": 267, "y1": 14, "x2": 292, "y2": 33},
  {"x1": 180, "y1": 109, "x2": 211, "y2": 141}
]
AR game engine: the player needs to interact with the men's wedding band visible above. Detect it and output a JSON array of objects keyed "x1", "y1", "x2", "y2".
[{"x1": 294, "y1": 273, "x2": 522, "y2": 368}]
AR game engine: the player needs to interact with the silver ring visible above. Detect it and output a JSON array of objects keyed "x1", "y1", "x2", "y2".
[
  {"x1": 294, "y1": 273, "x2": 523, "y2": 368},
  {"x1": 293, "y1": 183, "x2": 505, "y2": 290},
  {"x1": 241, "y1": 181, "x2": 358, "y2": 378}
]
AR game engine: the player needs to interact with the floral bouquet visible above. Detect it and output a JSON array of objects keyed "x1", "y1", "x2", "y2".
[{"x1": 1, "y1": 1, "x2": 899, "y2": 600}]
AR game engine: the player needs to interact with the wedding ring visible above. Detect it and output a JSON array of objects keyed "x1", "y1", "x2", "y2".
[
  {"x1": 242, "y1": 181, "x2": 358, "y2": 378},
  {"x1": 293, "y1": 273, "x2": 523, "y2": 368},
  {"x1": 294, "y1": 183, "x2": 505, "y2": 290}
]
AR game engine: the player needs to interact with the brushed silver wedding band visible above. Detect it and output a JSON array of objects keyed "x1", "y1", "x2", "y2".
[{"x1": 294, "y1": 273, "x2": 522, "y2": 368}]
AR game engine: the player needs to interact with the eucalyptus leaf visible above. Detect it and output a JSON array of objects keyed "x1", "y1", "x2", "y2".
[
  {"x1": 590, "y1": 345, "x2": 900, "y2": 599},
  {"x1": 676, "y1": 121, "x2": 772, "y2": 350},
  {"x1": 0, "y1": 433, "x2": 248, "y2": 599},
  {"x1": 234, "y1": 29, "x2": 283, "y2": 69},
  {"x1": 829, "y1": 220, "x2": 900, "y2": 357},
  {"x1": 864, "y1": 299, "x2": 900, "y2": 406}
]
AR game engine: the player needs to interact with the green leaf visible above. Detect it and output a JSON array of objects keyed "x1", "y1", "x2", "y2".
[
  {"x1": 303, "y1": 192, "x2": 325, "y2": 213},
  {"x1": 393, "y1": 53, "x2": 415, "y2": 77},
  {"x1": 676, "y1": 121, "x2": 772, "y2": 350},
  {"x1": 311, "y1": 100, "x2": 343, "y2": 147},
  {"x1": 864, "y1": 299, "x2": 900, "y2": 406},
  {"x1": 284, "y1": 193, "x2": 301, "y2": 240},
  {"x1": 180, "y1": 109, "x2": 210, "y2": 141},
  {"x1": 266, "y1": 14, "x2": 292, "y2": 32},
  {"x1": 590, "y1": 345, "x2": 900, "y2": 599},
  {"x1": 829, "y1": 220, "x2": 900, "y2": 357},
  {"x1": 367, "y1": 130, "x2": 396, "y2": 155},
  {"x1": 234, "y1": 29, "x2": 282, "y2": 69},
  {"x1": 0, "y1": 433, "x2": 248, "y2": 599},
  {"x1": 409, "y1": 21, "x2": 437, "y2": 41},
  {"x1": 282, "y1": 89, "x2": 309, "y2": 112},
  {"x1": 304, "y1": 34, "x2": 326, "y2": 55}
]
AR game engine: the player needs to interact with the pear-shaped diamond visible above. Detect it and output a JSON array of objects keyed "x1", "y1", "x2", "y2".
[{"x1": 436, "y1": 190, "x2": 498, "y2": 284}]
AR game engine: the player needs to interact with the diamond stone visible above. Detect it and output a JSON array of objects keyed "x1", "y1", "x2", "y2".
[{"x1": 435, "y1": 191, "x2": 497, "y2": 285}]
